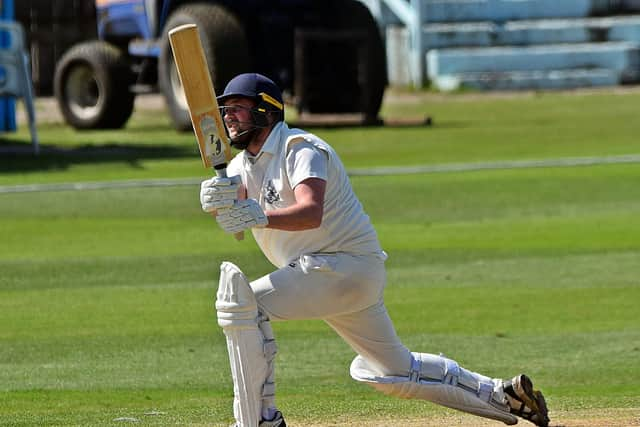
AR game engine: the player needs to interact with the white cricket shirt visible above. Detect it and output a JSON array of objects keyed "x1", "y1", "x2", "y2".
[{"x1": 227, "y1": 122, "x2": 382, "y2": 268}]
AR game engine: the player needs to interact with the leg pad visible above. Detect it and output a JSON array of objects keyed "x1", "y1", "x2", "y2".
[
  {"x1": 217, "y1": 262, "x2": 265, "y2": 426},
  {"x1": 351, "y1": 353, "x2": 518, "y2": 425}
]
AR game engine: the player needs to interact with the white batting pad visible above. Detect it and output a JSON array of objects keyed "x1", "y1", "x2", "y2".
[
  {"x1": 350, "y1": 353, "x2": 518, "y2": 425},
  {"x1": 216, "y1": 261, "x2": 267, "y2": 427}
]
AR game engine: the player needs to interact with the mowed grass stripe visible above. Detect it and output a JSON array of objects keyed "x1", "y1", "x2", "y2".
[
  {"x1": 1, "y1": 328, "x2": 637, "y2": 423},
  {"x1": 0, "y1": 252, "x2": 271, "y2": 292},
  {"x1": 3, "y1": 208, "x2": 639, "y2": 260},
  {"x1": 2, "y1": 164, "x2": 640, "y2": 261},
  {"x1": 2, "y1": 152, "x2": 640, "y2": 194},
  {"x1": 379, "y1": 211, "x2": 640, "y2": 253},
  {"x1": 386, "y1": 250, "x2": 640, "y2": 287},
  {"x1": 2, "y1": 272, "x2": 636, "y2": 341}
]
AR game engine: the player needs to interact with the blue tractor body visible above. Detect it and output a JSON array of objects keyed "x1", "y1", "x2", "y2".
[{"x1": 97, "y1": 0, "x2": 163, "y2": 56}]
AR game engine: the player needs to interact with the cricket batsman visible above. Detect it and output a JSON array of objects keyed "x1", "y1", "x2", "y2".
[{"x1": 200, "y1": 73, "x2": 550, "y2": 427}]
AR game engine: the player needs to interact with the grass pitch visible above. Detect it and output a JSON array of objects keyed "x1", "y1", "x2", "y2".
[{"x1": 1, "y1": 90, "x2": 639, "y2": 426}]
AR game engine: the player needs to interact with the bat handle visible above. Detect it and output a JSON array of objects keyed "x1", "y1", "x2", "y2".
[{"x1": 215, "y1": 167, "x2": 244, "y2": 241}]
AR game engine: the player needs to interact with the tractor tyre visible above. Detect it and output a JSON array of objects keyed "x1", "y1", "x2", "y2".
[
  {"x1": 346, "y1": 0, "x2": 387, "y2": 120},
  {"x1": 54, "y1": 41, "x2": 135, "y2": 129},
  {"x1": 301, "y1": 0, "x2": 386, "y2": 120},
  {"x1": 159, "y1": 3, "x2": 251, "y2": 131}
]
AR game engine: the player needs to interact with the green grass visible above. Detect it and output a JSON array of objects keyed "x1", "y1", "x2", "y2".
[
  {"x1": 1, "y1": 90, "x2": 639, "y2": 425},
  {"x1": 3, "y1": 90, "x2": 640, "y2": 184}
]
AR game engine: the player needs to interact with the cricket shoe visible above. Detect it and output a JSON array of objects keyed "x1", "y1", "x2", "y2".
[
  {"x1": 230, "y1": 411, "x2": 286, "y2": 427},
  {"x1": 503, "y1": 374, "x2": 550, "y2": 427}
]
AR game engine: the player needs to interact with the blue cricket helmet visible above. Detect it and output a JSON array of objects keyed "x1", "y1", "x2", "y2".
[{"x1": 217, "y1": 73, "x2": 284, "y2": 117}]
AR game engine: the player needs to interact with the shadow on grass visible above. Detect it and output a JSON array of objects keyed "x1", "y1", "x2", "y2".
[
  {"x1": 0, "y1": 139, "x2": 196, "y2": 173},
  {"x1": 289, "y1": 114, "x2": 436, "y2": 129}
]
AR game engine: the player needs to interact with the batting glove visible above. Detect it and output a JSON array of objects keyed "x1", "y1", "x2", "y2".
[
  {"x1": 216, "y1": 199, "x2": 268, "y2": 234},
  {"x1": 200, "y1": 175, "x2": 241, "y2": 212}
]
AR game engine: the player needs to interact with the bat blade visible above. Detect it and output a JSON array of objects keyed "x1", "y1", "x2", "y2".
[
  {"x1": 168, "y1": 23, "x2": 231, "y2": 170},
  {"x1": 168, "y1": 23, "x2": 244, "y2": 240}
]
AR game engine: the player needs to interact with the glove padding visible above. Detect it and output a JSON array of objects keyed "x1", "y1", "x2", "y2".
[
  {"x1": 200, "y1": 175, "x2": 241, "y2": 212},
  {"x1": 216, "y1": 199, "x2": 268, "y2": 234}
]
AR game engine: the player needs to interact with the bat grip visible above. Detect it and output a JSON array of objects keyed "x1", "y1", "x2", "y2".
[
  {"x1": 214, "y1": 167, "x2": 228, "y2": 179},
  {"x1": 215, "y1": 166, "x2": 244, "y2": 241}
]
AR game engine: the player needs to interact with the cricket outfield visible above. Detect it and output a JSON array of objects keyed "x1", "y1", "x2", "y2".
[{"x1": 1, "y1": 90, "x2": 639, "y2": 426}]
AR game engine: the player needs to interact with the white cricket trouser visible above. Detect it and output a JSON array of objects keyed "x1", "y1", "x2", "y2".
[{"x1": 250, "y1": 253, "x2": 413, "y2": 377}]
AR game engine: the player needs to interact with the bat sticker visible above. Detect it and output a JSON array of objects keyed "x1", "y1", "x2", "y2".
[{"x1": 199, "y1": 114, "x2": 226, "y2": 165}]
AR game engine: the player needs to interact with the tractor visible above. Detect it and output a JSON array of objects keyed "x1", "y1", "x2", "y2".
[{"x1": 53, "y1": 0, "x2": 387, "y2": 131}]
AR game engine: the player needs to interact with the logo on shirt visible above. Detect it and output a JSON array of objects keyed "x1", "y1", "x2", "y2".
[{"x1": 264, "y1": 180, "x2": 281, "y2": 205}]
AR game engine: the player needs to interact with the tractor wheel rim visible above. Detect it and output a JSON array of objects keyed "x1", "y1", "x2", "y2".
[{"x1": 66, "y1": 64, "x2": 103, "y2": 120}]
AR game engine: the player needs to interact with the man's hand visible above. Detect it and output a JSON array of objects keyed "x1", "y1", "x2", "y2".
[
  {"x1": 216, "y1": 199, "x2": 268, "y2": 234},
  {"x1": 200, "y1": 176, "x2": 241, "y2": 212}
]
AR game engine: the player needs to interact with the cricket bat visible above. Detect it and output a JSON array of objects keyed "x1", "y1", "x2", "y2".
[{"x1": 168, "y1": 23, "x2": 243, "y2": 240}]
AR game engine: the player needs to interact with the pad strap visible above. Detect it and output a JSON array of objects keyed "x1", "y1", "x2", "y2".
[{"x1": 443, "y1": 357, "x2": 460, "y2": 386}]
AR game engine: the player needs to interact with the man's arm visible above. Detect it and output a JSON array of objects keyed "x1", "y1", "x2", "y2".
[{"x1": 264, "y1": 177, "x2": 325, "y2": 231}]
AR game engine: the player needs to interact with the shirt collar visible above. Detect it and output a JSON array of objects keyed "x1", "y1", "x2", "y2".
[
  {"x1": 244, "y1": 121, "x2": 287, "y2": 163},
  {"x1": 260, "y1": 121, "x2": 286, "y2": 155}
]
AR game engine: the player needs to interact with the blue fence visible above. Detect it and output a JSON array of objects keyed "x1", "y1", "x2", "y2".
[{"x1": 0, "y1": 0, "x2": 16, "y2": 132}]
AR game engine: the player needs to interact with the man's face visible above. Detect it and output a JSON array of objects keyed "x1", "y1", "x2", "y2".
[{"x1": 221, "y1": 97, "x2": 256, "y2": 142}]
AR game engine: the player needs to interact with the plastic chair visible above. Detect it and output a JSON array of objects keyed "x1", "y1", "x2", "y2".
[{"x1": 0, "y1": 20, "x2": 39, "y2": 154}]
